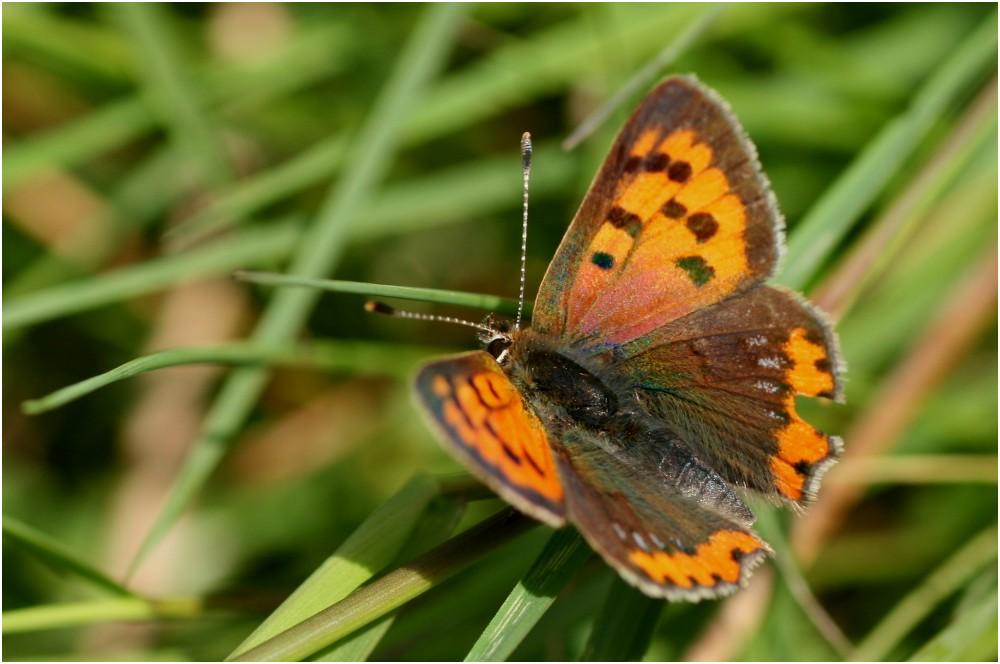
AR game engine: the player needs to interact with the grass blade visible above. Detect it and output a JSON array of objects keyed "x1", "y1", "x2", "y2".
[
  {"x1": 114, "y1": 4, "x2": 231, "y2": 185},
  {"x1": 3, "y1": 221, "x2": 301, "y2": 332},
  {"x1": 777, "y1": 11, "x2": 997, "y2": 289},
  {"x1": 2, "y1": 596, "x2": 203, "y2": 634},
  {"x1": 229, "y1": 509, "x2": 535, "y2": 662},
  {"x1": 230, "y1": 475, "x2": 441, "y2": 656},
  {"x1": 580, "y1": 576, "x2": 662, "y2": 661},
  {"x1": 2, "y1": 516, "x2": 131, "y2": 596},
  {"x1": 908, "y1": 574, "x2": 998, "y2": 661},
  {"x1": 22, "y1": 340, "x2": 448, "y2": 415},
  {"x1": 235, "y1": 271, "x2": 519, "y2": 316},
  {"x1": 126, "y1": 2, "x2": 465, "y2": 579},
  {"x1": 464, "y1": 529, "x2": 591, "y2": 661},
  {"x1": 851, "y1": 525, "x2": 998, "y2": 661}
]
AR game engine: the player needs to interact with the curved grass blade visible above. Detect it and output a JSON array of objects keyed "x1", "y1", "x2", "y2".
[
  {"x1": 235, "y1": 271, "x2": 519, "y2": 317},
  {"x1": 851, "y1": 524, "x2": 998, "y2": 661},
  {"x1": 228, "y1": 509, "x2": 535, "y2": 662},
  {"x1": 231, "y1": 475, "x2": 441, "y2": 656},
  {"x1": 22, "y1": 340, "x2": 447, "y2": 415},
  {"x1": 3, "y1": 220, "x2": 301, "y2": 332},
  {"x1": 2, "y1": 516, "x2": 131, "y2": 596},
  {"x1": 777, "y1": 12, "x2": 997, "y2": 290},
  {"x1": 126, "y1": 2, "x2": 466, "y2": 580},
  {"x1": 464, "y1": 529, "x2": 590, "y2": 661}
]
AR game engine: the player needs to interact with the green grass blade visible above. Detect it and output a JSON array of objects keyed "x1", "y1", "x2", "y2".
[
  {"x1": 235, "y1": 271, "x2": 518, "y2": 316},
  {"x1": 851, "y1": 525, "x2": 998, "y2": 661},
  {"x1": 465, "y1": 529, "x2": 590, "y2": 661},
  {"x1": 580, "y1": 576, "x2": 662, "y2": 661},
  {"x1": 22, "y1": 340, "x2": 447, "y2": 415},
  {"x1": 2, "y1": 98, "x2": 151, "y2": 191},
  {"x1": 126, "y1": 2, "x2": 465, "y2": 580},
  {"x1": 2, "y1": 516, "x2": 131, "y2": 596},
  {"x1": 114, "y1": 4, "x2": 232, "y2": 186},
  {"x1": 317, "y1": 495, "x2": 467, "y2": 661},
  {"x1": 908, "y1": 569, "x2": 998, "y2": 661},
  {"x1": 3, "y1": 221, "x2": 301, "y2": 331},
  {"x1": 2, "y1": 597, "x2": 203, "y2": 634},
  {"x1": 228, "y1": 509, "x2": 534, "y2": 662},
  {"x1": 230, "y1": 475, "x2": 441, "y2": 656},
  {"x1": 777, "y1": 11, "x2": 997, "y2": 289},
  {"x1": 562, "y1": 4, "x2": 725, "y2": 150}
]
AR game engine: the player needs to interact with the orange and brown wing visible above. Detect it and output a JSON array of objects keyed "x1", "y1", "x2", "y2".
[
  {"x1": 552, "y1": 421, "x2": 771, "y2": 601},
  {"x1": 618, "y1": 285, "x2": 844, "y2": 505},
  {"x1": 415, "y1": 351, "x2": 565, "y2": 526},
  {"x1": 533, "y1": 75, "x2": 781, "y2": 346}
]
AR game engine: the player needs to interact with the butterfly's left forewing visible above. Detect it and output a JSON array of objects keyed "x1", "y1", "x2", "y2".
[{"x1": 415, "y1": 351, "x2": 566, "y2": 527}]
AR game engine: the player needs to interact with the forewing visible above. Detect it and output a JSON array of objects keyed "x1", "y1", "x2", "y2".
[
  {"x1": 552, "y1": 422, "x2": 770, "y2": 600},
  {"x1": 415, "y1": 351, "x2": 566, "y2": 527},
  {"x1": 533, "y1": 75, "x2": 781, "y2": 346},
  {"x1": 617, "y1": 285, "x2": 844, "y2": 505}
]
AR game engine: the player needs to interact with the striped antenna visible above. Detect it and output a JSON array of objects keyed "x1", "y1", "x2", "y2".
[
  {"x1": 515, "y1": 131, "x2": 532, "y2": 330},
  {"x1": 364, "y1": 301, "x2": 494, "y2": 335}
]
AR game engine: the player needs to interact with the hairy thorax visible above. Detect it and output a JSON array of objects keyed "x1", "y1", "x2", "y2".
[{"x1": 504, "y1": 329, "x2": 621, "y2": 428}]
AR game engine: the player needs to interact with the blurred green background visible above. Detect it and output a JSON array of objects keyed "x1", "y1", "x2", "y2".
[{"x1": 3, "y1": 3, "x2": 997, "y2": 661}]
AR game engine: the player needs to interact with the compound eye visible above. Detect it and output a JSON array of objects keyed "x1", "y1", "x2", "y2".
[{"x1": 486, "y1": 337, "x2": 512, "y2": 360}]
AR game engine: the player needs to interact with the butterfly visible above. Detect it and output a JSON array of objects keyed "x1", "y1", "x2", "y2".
[{"x1": 409, "y1": 75, "x2": 843, "y2": 601}]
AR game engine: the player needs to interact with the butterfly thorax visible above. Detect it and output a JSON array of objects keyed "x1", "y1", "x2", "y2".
[{"x1": 502, "y1": 328, "x2": 623, "y2": 429}]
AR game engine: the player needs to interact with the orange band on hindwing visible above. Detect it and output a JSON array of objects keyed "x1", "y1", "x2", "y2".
[
  {"x1": 769, "y1": 327, "x2": 839, "y2": 501},
  {"x1": 628, "y1": 530, "x2": 765, "y2": 588}
]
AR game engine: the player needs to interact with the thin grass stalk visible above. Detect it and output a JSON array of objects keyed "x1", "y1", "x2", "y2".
[
  {"x1": 850, "y1": 525, "x2": 998, "y2": 661},
  {"x1": 2, "y1": 596, "x2": 203, "y2": 634}
]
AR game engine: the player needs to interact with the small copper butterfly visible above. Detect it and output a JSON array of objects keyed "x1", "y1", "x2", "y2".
[{"x1": 395, "y1": 76, "x2": 843, "y2": 600}]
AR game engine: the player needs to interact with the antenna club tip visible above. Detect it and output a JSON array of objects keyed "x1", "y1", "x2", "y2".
[{"x1": 364, "y1": 300, "x2": 394, "y2": 314}]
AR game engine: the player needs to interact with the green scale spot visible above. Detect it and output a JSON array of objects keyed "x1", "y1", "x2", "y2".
[{"x1": 675, "y1": 255, "x2": 714, "y2": 286}]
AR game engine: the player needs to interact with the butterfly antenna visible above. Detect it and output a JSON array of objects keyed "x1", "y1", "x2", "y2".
[
  {"x1": 515, "y1": 131, "x2": 532, "y2": 331},
  {"x1": 364, "y1": 301, "x2": 495, "y2": 335}
]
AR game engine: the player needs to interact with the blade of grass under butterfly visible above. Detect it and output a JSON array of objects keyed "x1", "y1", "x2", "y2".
[
  {"x1": 753, "y1": 506, "x2": 853, "y2": 658},
  {"x1": 2, "y1": 596, "x2": 203, "y2": 634},
  {"x1": 850, "y1": 525, "x2": 998, "y2": 661},
  {"x1": 464, "y1": 529, "x2": 591, "y2": 661},
  {"x1": 22, "y1": 340, "x2": 448, "y2": 415},
  {"x1": 228, "y1": 509, "x2": 535, "y2": 662},
  {"x1": 777, "y1": 12, "x2": 996, "y2": 290},
  {"x1": 562, "y1": 4, "x2": 725, "y2": 150},
  {"x1": 235, "y1": 271, "x2": 520, "y2": 317},
  {"x1": 580, "y1": 576, "x2": 663, "y2": 661},
  {"x1": 126, "y1": 2, "x2": 465, "y2": 580},
  {"x1": 3, "y1": 221, "x2": 301, "y2": 332},
  {"x1": 2, "y1": 516, "x2": 131, "y2": 596},
  {"x1": 230, "y1": 475, "x2": 441, "y2": 656},
  {"x1": 316, "y1": 495, "x2": 468, "y2": 661}
]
